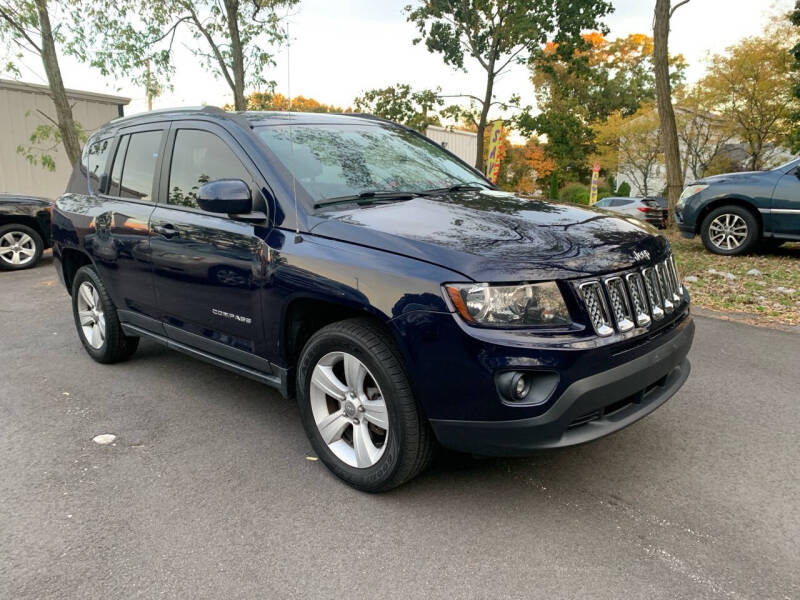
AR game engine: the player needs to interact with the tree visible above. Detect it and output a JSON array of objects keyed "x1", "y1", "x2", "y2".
[
  {"x1": 653, "y1": 0, "x2": 690, "y2": 226},
  {"x1": 405, "y1": 0, "x2": 613, "y2": 171},
  {"x1": 788, "y1": 1, "x2": 800, "y2": 151},
  {"x1": 524, "y1": 31, "x2": 685, "y2": 191},
  {"x1": 354, "y1": 84, "x2": 443, "y2": 131},
  {"x1": 675, "y1": 87, "x2": 731, "y2": 181},
  {"x1": 0, "y1": 0, "x2": 82, "y2": 167},
  {"x1": 228, "y1": 91, "x2": 349, "y2": 113},
  {"x1": 702, "y1": 29, "x2": 797, "y2": 170},
  {"x1": 82, "y1": 0, "x2": 297, "y2": 111},
  {"x1": 593, "y1": 105, "x2": 662, "y2": 196}
]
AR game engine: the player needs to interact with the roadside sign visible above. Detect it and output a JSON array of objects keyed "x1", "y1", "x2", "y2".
[
  {"x1": 589, "y1": 163, "x2": 600, "y2": 205},
  {"x1": 486, "y1": 120, "x2": 503, "y2": 184}
]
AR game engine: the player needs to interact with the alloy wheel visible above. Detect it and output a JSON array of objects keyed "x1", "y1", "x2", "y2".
[
  {"x1": 76, "y1": 282, "x2": 106, "y2": 349},
  {"x1": 708, "y1": 213, "x2": 748, "y2": 250},
  {"x1": 309, "y1": 351, "x2": 389, "y2": 468},
  {"x1": 0, "y1": 231, "x2": 36, "y2": 266}
]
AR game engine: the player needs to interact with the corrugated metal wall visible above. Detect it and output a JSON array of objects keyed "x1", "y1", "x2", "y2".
[
  {"x1": 425, "y1": 126, "x2": 478, "y2": 169},
  {"x1": 0, "y1": 82, "x2": 127, "y2": 199}
]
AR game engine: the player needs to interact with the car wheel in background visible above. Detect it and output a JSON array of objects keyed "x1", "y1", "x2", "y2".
[
  {"x1": 700, "y1": 205, "x2": 759, "y2": 255},
  {"x1": 0, "y1": 224, "x2": 43, "y2": 271},
  {"x1": 296, "y1": 318, "x2": 435, "y2": 492},
  {"x1": 71, "y1": 266, "x2": 139, "y2": 363}
]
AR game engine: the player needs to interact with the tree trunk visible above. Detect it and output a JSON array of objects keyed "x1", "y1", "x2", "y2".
[
  {"x1": 653, "y1": 0, "x2": 684, "y2": 227},
  {"x1": 35, "y1": 0, "x2": 81, "y2": 167},
  {"x1": 224, "y1": 0, "x2": 246, "y2": 111},
  {"x1": 475, "y1": 59, "x2": 496, "y2": 173}
]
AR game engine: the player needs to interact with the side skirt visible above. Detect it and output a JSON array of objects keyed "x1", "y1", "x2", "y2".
[{"x1": 121, "y1": 322, "x2": 288, "y2": 396}]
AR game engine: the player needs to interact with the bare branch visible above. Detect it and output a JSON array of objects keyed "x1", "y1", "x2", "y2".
[
  {"x1": 669, "y1": 0, "x2": 691, "y2": 18},
  {"x1": 0, "y1": 6, "x2": 43, "y2": 54}
]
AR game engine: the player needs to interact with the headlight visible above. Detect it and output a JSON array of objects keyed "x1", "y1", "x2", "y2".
[
  {"x1": 677, "y1": 184, "x2": 708, "y2": 210},
  {"x1": 444, "y1": 282, "x2": 571, "y2": 327}
]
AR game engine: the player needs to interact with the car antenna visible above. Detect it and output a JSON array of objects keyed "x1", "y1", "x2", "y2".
[{"x1": 287, "y1": 22, "x2": 302, "y2": 244}]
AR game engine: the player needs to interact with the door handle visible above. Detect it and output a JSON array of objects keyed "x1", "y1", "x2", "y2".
[{"x1": 152, "y1": 224, "x2": 179, "y2": 238}]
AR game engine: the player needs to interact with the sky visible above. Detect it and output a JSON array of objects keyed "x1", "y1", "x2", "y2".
[{"x1": 10, "y1": 0, "x2": 792, "y2": 119}]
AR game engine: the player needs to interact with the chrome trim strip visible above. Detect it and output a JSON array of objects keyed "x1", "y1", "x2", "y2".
[
  {"x1": 624, "y1": 272, "x2": 652, "y2": 327},
  {"x1": 770, "y1": 208, "x2": 800, "y2": 214}
]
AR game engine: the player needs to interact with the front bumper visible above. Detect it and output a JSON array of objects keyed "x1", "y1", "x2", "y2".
[{"x1": 424, "y1": 314, "x2": 694, "y2": 456}]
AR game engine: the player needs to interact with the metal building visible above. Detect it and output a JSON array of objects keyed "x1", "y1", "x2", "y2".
[
  {"x1": 425, "y1": 125, "x2": 478, "y2": 168},
  {"x1": 0, "y1": 79, "x2": 130, "y2": 199}
]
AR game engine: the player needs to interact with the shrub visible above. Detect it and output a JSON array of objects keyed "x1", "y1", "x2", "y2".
[
  {"x1": 616, "y1": 181, "x2": 631, "y2": 197},
  {"x1": 559, "y1": 183, "x2": 590, "y2": 205}
]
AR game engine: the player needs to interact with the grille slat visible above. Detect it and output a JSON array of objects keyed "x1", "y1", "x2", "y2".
[
  {"x1": 604, "y1": 277, "x2": 634, "y2": 332},
  {"x1": 578, "y1": 282, "x2": 614, "y2": 337},
  {"x1": 577, "y1": 253, "x2": 684, "y2": 336},
  {"x1": 655, "y1": 263, "x2": 675, "y2": 313},
  {"x1": 624, "y1": 272, "x2": 652, "y2": 327}
]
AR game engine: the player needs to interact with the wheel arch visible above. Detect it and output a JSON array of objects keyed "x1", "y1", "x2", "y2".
[
  {"x1": 60, "y1": 247, "x2": 94, "y2": 295},
  {"x1": 0, "y1": 215, "x2": 48, "y2": 246},
  {"x1": 695, "y1": 197, "x2": 763, "y2": 236}
]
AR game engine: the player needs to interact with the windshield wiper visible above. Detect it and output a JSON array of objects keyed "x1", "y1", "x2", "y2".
[
  {"x1": 421, "y1": 182, "x2": 491, "y2": 195},
  {"x1": 314, "y1": 191, "x2": 419, "y2": 209}
]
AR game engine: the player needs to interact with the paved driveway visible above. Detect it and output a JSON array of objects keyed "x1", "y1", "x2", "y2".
[{"x1": 2, "y1": 257, "x2": 798, "y2": 599}]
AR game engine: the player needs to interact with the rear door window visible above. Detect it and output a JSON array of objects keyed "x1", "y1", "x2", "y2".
[{"x1": 118, "y1": 131, "x2": 163, "y2": 202}]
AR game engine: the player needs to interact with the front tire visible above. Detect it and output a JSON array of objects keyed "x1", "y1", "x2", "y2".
[
  {"x1": 0, "y1": 224, "x2": 43, "y2": 270},
  {"x1": 71, "y1": 266, "x2": 139, "y2": 363},
  {"x1": 296, "y1": 318, "x2": 435, "y2": 492},
  {"x1": 700, "y1": 205, "x2": 759, "y2": 255}
]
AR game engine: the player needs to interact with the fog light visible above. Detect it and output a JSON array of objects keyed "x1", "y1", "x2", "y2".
[{"x1": 511, "y1": 373, "x2": 531, "y2": 400}]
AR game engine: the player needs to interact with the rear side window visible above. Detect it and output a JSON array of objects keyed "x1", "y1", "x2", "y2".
[
  {"x1": 167, "y1": 129, "x2": 250, "y2": 208},
  {"x1": 83, "y1": 137, "x2": 112, "y2": 194},
  {"x1": 611, "y1": 198, "x2": 633, "y2": 207},
  {"x1": 108, "y1": 135, "x2": 130, "y2": 197},
  {"x1": 114, "y1": 131, "x2": 162, "y2": 202}
]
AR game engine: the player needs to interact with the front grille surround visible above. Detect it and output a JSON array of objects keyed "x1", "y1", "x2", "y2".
[{"x1": 575, "y1": 253, "x2": 685, "y2": 337}]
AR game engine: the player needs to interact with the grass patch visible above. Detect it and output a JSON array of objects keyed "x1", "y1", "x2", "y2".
[{"x1": 667, "y1": 232, "x2": 800, "y2": 326}]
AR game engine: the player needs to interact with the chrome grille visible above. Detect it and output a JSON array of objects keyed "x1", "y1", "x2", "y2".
[
  {"x1": 578, "y1": 282, "x2": 614, "y2": 337},
  {"x1": 576, "y1": 253, "x2": 685, "y2": 336},
  {"x1": 604, "y1": 277, "x2": 634, "y2": 332},
  {"x1": 624, "y1": 273, "x2": 651, "y2": 327}
]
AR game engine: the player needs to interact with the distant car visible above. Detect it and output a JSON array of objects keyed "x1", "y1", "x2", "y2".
[
  {"x1": 0, "y1": 194, "x2": 52, "y2": 270},
  {"x1": 594, "y1": 196, "x2": 667, "y2": 228},
  {"x1": 676, "y1": 158, "x2": 800, "y2": 255}
]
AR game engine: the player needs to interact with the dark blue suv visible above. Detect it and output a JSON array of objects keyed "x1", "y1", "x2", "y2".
[
  {"x1": 52, "y1": 107, "x2": 694, "y2": 491},
  {"x1": 676, "y1": 158, "x2": 800, "y2": 254}
]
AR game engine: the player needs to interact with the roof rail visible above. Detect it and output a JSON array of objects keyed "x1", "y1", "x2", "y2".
[{"x1": 109, "y1": 105, "x2": 227, "y2": 124}]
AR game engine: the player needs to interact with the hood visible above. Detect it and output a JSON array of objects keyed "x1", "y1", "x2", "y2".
[
  {"x1": 698, "y1": 170, "x2": 774, "y2": 185},
  {"x1": 309, "y1": 191, "x2": 669, "y2": 281}
]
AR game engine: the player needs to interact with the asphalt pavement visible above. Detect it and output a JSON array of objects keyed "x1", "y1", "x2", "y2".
[{"x1": 1, "y1": 255, "x2": 798, "y2": 599}]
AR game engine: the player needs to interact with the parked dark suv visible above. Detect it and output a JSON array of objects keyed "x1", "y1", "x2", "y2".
[
  {"x1": 676, "y1": 158, "x2": 800, "y2": 254},
  {"x1": 52, "y1": 107, "x2": 694, "y2": 491},
  {"x1": 0, "y1": 193, "x2": 52, "y2": 270}
]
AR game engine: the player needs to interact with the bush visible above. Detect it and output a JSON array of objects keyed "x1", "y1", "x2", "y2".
[
  {"x1": 559, "y1": 183, "x2": 590, "y2": 205},
  {"x1": 616, "y1": 181, "x2": 631, "y2": 197}
]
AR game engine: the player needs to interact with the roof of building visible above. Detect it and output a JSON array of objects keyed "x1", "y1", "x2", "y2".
[{"x1": 0, "y1": 78, "x2": 130, "y2": 105}]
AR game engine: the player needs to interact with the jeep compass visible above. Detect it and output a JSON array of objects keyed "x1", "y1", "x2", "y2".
[{"x1": 52, "y1": 107, "x2": 694, "y2": 491}]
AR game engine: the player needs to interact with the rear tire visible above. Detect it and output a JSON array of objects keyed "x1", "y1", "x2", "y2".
[
  {"x1": 296, "y1": 318, "x2": 435, "y2": 492},
  {"x1": 71, "y1": 266, "x2": 139, "y2": 363},
  {"x1": 0, "y1": 224, "x2": 43, "y2": 270},
  {"x1": 700, "y1": 205, "x2": 759, "y2": 255}
]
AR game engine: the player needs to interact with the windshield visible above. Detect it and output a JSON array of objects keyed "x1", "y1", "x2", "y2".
[{"x1": 255, "y1": 123, "x2": 487, "y2": 204}]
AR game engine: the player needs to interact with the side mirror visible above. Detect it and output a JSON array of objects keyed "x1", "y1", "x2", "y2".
[{"x1": 196, "y1": 179, "x2": 252, "y2": 214}]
